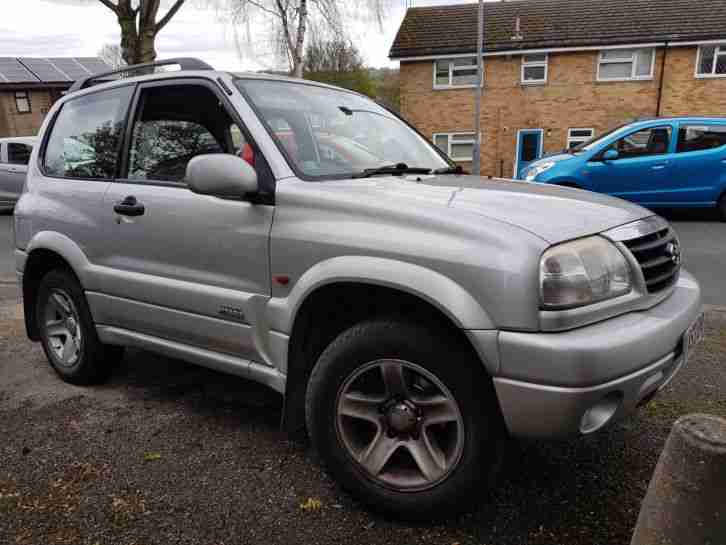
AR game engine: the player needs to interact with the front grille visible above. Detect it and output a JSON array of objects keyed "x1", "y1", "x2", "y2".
[{"x1": 621, "y1": 226, "x2": 680, "y2": 293}]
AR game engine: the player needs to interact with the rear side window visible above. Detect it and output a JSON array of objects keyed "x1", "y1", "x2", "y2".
[
  {"x1": 677, "y1": 125, "x2": 726, "y2": 153},
  {"x1": 43, "y1": 86, "x2": 133, "y2": 179},
  {"x1": 8, "y1": 143, "x2": 32, "y2": 165}
]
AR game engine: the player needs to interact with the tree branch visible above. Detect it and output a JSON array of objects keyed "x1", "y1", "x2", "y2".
[
  {"x1": 246, "y1": 0, "x2": 283, "y2": 19},
  {"x1": 156, "y1": 0, "x2": 186, "y2": 31},
  {"x1": 96, "y1": 0, "x2": 119, "y2": 13}
]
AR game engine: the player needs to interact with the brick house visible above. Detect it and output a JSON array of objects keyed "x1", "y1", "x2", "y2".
[
  {"x1": 390, "y1": 0, "x2": 726, "y2": 178},
  {"x1": 0, "y1": 58, "x2": 109, "y2": 138}
]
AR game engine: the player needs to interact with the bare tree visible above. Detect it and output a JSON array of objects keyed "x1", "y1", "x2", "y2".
[
  {"x1": 224, "y1": 0, "x2": 387, "y2": 78},
  {"x1": 98, "y1": 43, "x2": 127, "y2": 69},
  {"x1": 93, "y1": 1, "x2": 188, "y2": 65}
]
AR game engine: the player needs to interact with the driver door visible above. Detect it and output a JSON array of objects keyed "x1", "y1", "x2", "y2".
[
  {"x1": 587, "y1": 124, "x2": 674, "y2": 204},
  {"x1": 95, "y1": 79, "x2": 274, "y2": 362}
]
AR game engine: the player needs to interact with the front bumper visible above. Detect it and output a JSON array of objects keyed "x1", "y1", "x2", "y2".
[{"x1": 491, "y1": 270, "x2": 702, "y2": 438}]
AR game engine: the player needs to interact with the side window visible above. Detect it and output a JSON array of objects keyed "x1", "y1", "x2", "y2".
[
  {"x1": 126, "y1": 85, "x2": 255, "y2": 184},
  {"x1": 8, "y1": 143, "x2": 32, "y2": 165},
  {"x1": 610, "y1": 126, "x2": 671, "y2": 159},
  {"x1": 43, "y1": 86, "x2": 133, "y2": 179},
  {"x1": 677, "y1": 125, "x2": 726, "y2": 153}
]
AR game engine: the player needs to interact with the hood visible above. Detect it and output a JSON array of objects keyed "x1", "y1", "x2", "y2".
[
  {"x1": 307, "y1": 175, "x2": 652, "y2": 244},
  {"x1": 537, "y1": 152, "x2": 576, "y2": 163}
]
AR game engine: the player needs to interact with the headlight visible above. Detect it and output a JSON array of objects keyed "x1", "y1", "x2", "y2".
[
  {"x1": 525, "y1": 161, "x2": 556, "y2": 181},
  {"x1": 540, "y1": 236, "x2": 631, "y2": 310}
]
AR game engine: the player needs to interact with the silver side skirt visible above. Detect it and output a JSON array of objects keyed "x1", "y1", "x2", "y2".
[{"x1": 96, "y1": 325, "x2": 286, "y2": 393}]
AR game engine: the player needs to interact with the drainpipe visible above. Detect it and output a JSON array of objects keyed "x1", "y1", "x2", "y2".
[
  {"x1": 656, "y1": 41, "x2": 668, "y2": 117},
  {"x1": 472, "y1": 0, "x2": 484, "y2": 176}
]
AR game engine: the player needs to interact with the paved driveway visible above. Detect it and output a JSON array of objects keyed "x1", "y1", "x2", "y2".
[{"x1": 2, "y1": 210, "x2": 723, "y2": 304}]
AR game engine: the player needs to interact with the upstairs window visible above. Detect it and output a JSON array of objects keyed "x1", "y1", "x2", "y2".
[
  {"x1": 696, "y1": 45, "x2": 726, "y2": 77},
  {"x1": 567, "y1": 128, "x2": 594, "y2": 149},
  {"x1": 15, "y1": 91, "x2": 31, "y2": 114},
  {"x1": 433, "y1": 132, "x2": 476, "y2": 161},
  {"x1": 521, "y1": 54, "x2": 548, "y2": 84},
  {"x1": 677, "y1": 125, "x2": 726, "y2": 153},
  {"x1": 597, "y1": 48, "x2": 654, "y2": 81},
  {"x1": 434, "y1": 58, "x2": 481, "y2": 89}
]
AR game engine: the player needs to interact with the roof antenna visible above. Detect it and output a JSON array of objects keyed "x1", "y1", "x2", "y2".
[{"x1": 511, "y1": 15, "x2": 523, "y2": 41}]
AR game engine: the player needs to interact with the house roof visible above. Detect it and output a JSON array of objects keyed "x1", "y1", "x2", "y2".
[
  {"x1": 389, "y1": 0, "x2": 726, "y2": 59},
  {"x1": 0, "y1": 57, "x2": 110, "y2": 86}
]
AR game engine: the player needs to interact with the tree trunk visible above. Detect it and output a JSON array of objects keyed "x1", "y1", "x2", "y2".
[{"x1": 291, "y1": 0, "x2": 308, "y2": 78}]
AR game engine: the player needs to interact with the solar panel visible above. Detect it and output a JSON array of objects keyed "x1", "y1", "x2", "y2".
[
  {"x1": 75, "y1": 58, "x2": 112, "y2": 76},
  {"x1": 19, "y1": 58, "x2": 70, "y2": 82},
  {"x1": 0, "y1": 57, "x2": 40, "y2": 83},
  {"x1": 48, "y1": 58, "x2": 92, "y2": 81}
]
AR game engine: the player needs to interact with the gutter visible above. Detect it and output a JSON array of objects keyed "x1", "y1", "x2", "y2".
[{"x1": 656, "y1": 41, "x2": 669, "y2": 117}]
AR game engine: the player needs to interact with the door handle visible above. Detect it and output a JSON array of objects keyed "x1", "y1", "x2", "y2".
[{"x1": 113, "y1": 195, "x2": 145, "y2": 217}]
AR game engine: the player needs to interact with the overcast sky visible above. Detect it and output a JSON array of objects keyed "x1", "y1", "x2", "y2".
[{"x1": 2, "y1": 0, "x2": 476, "y2": 71}]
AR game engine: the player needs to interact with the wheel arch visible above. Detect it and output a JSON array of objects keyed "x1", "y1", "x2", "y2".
[
  {"x1": 279, "y1": 264, "x2": 499, "y2": 433},
  {"x1": 21, "y1": 232, "x2": 91, "y2": 341}
]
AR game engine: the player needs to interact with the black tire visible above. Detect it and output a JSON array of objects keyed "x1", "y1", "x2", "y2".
[
  {"x1": 718, "y1": 193, "x2": 726, "y2": 222},
  {"x1": 305, "y1": 319, "x2": 504, "y2": 520},
  {"x1": 36, "y1": 268, "x2": 123, "y2": 385}
]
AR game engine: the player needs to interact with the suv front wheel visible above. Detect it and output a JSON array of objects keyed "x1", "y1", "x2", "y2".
[
  {"x1": 305, "y1": 319, "x2": 504, "y2": 519},
  {"x1": 36, "y1": 269, "x2": 123, "y2": 385}
]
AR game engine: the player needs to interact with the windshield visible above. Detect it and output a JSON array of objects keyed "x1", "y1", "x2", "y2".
[
  {"x1": 571, "y1": 123, "x2": 631, "y2": 153},
  {"x1": 235, "y1": 79, "x2": 450, "y2": 179}
]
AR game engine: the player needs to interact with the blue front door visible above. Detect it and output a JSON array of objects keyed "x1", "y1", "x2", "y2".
[{"x1": 516, "y1": 129, "x2": 543, "y2": 177}]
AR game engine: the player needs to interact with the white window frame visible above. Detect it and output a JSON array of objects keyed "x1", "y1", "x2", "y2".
[
  {"x1": 14, "y1": 91, "x2": 31, "y2": 114},
  {"x1": 433, "y1": 57, "x2": 483, "y2": 90},
  {"x1": 521, "y1": 54, "x2": 548, "y2": 85},
  {"x1": 433, "y1": 132, "x2": 477, "y2": 161},
  {"x1": 695, "y1": 44, "x2": 726, "y2": 79},
  {"x1": 567, "y1": 128, "x2": 595, "y2": 149},
  {"x1": 596, "y1": 48, "x2": 655, "y2": 82}
]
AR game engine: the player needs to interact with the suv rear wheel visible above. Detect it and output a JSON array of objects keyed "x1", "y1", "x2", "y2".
[
  {"x1": 305, "y1": 319, "x2": 503, "y2": 519},
  {"x1": 36, "y1": 269, "x2": 123, "y2": 385}
]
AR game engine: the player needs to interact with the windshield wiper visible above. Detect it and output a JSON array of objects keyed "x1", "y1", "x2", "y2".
[
  {"x1": 432, "y1": 165, "x2": 465, "y2": 175},
  {"x1": 352, "y1": 163, "x2": 432, "y2": 178}
]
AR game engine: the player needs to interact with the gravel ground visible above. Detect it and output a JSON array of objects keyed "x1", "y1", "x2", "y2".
[{"x1": 1, "y1": 280, "x2": 724, "y2": 545}]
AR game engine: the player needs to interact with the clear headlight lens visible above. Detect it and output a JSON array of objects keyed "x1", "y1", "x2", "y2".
[
  {"x1": 525, "y1": 161, "x2": 556, "y2": 181},
  {"x1": 540, "y1": 236, "x2": 632, "y2": 310}
]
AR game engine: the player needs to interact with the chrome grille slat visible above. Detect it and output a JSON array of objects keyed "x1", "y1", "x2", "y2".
[{"x1": 620, "y1": 224, "x2": 680, "y2": 294}]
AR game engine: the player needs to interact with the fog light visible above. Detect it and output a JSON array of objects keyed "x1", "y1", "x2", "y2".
[{"x1": 580, "y1": 392, "x2": 623, "y2": 434}]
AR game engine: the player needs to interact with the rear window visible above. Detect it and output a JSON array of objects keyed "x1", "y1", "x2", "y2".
[
  {"x1": 677, "y1": 125, "x2": 726, "y2": 153},
  {"x1": 43, "y1": 86, "x2": 133, "y2": 179},
  {"x1": 8, "y1": 143, "x2": 32, "y2": 165}
]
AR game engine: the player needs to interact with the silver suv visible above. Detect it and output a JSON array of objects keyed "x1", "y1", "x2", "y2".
[{"x1": 14, "y1": 59, "x2": 704, "y2": 519}]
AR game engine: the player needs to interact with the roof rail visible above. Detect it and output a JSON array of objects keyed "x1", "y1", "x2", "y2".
[{"x1": 68, "y1": 57, "x2": 214, "y2": 93}]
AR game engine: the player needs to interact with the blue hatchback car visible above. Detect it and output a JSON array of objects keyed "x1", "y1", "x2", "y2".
[{"x1": 518, "y1": 117, "x2": 726, "y2": 220}]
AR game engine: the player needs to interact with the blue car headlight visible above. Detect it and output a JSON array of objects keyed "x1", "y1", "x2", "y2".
[{"x1": 525, "y1": 160, "x2": 556, "y2": 181}]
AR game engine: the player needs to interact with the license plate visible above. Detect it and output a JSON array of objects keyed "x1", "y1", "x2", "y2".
[{"x1": 683, "y1": 313, "x2": 706, "y2": 361}]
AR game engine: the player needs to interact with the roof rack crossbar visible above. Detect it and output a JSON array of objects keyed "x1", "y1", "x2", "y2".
[{"x1": 68, "y1": 57, "x2": 214, "y2": 92}]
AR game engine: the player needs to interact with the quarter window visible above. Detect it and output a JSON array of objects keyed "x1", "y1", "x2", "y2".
[
  {"x1": 696, "y1": 45, "x2": 726, "y2": 77},
  {"x1": 567, "y1": 128, "x2": 594, "y2": 150},
  {"x1": 608, "y1": 126, "x2": 672, "y2": 159},
  {"x1": 433, "y1": 132, "x2": 476, "y2": 161},
  {"x1": 434, "y1": 58, "x2": 480, "y2": 88},
  {"x1": 597, "y1": 48, "x2": 654, "y2": 81},
  {"x1": 15, "y1": 91, "x2": 31, "y2": 114},
  {"x1": 8, "y1": 143, "x2": 32, "y2": 165},
  {"x1": 521, "y1": 54, "x2": 548, "y2": 84},
  {"x1": 677, "y1": 125, "x2": 726, "y2": 153},
  {"x1": 43, "y1": 86, "x2": 133, "y2": 179}
]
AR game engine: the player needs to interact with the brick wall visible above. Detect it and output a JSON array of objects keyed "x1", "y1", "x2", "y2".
[
  {"x1": 0, "y1": 90, "x2": 54, "y2": 138},
  {"x1": 400, "y1": 46, "x2": 725, "y2": 178}
]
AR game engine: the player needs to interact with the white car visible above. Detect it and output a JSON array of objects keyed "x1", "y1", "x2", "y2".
[{"x1": 0, "y1": 136, "x2": 36, "y2": 210}]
